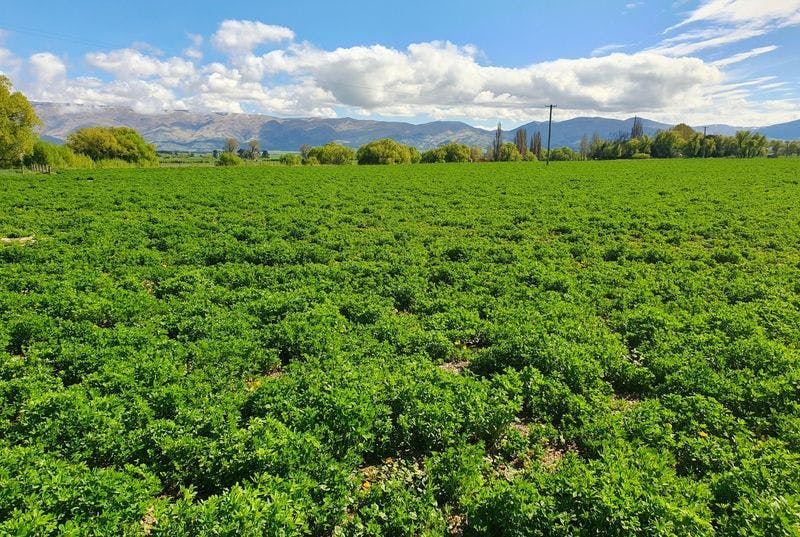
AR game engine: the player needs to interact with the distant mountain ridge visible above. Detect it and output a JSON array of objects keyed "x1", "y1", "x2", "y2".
[{"x1": 33, "y1": 102, "x2": 800, "y2": 153}]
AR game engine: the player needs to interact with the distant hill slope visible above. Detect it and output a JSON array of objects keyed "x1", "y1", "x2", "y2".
[
  {"x1": 33, "y1": 102, "x2": 799, "y2": 152},
  {"x1": 757, "y1": 119, "x2": 800, "y2": 140},
  {"x1": 33, "y1": 102, "x2": 491, "y2": 152}
]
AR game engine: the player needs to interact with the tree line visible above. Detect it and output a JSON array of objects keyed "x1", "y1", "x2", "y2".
[
  {"x1": 213, "y1": 138, "x2": 270, "y2": 166},
  {"x1": 489, "y1": 119, "x2": 799, "y2": 162},
  {"x1": 263, "y1": 119, "x2": 800, "y2": 168},
  {"x1": 573, "y1": 118, "x2": 799, "y2": 161}
]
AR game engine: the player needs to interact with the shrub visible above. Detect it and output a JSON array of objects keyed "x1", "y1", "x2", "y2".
[
  {"x1": 496, "y1": 142, "x2": 521, "y2": 162},
  {"x1": 216, "y1": 151, "x2": 243, "y2": 166},
  {"x1": 306, "y1": 143, "x2": 354, "y2": 165},
  {"x1": 421, "y1": 142, "x2": 471, "y2": 163},
  {"x1": 66, "y1": 126, "x2": 158, "y2": 166},
  {"x1": 279, "y1": 153, "x2": 302, "y2": 166},
  {"x1": 357, "y1": 138, "x2": 417, "y2": 165},
  {"x1": 549, "y1": 146, "x2": 581, "y2": 161},
  {"x1": 23, "y1": 141, "x2": 93, "y2": 169}
]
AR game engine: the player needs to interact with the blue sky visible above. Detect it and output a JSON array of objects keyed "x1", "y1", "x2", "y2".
[{"x1": 1, "y1": 0, "x2": 798, "y2": 127}]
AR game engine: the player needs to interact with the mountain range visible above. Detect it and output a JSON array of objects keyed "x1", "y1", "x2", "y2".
[{"x1": 33, "y1": 102, "x2": 800, "y2": 153}]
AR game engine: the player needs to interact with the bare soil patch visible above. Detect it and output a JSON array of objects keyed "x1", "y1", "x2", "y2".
[
  {"x1": 438, "y1": 360, "x2": 469, "y2": 374},
  {"x1": 1, "y1": 236, "x2": 35, "y2": 246}
]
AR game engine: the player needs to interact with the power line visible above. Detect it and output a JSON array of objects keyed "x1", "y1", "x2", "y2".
[{"x1": 0, "y1": 23, "x2": 129, "y2": 51}]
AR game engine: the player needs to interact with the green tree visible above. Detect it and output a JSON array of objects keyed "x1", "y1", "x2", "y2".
[
  {"x1": 307, "y1": 142, "x2": 355, "y2": 165},
  {"x1": 532, "y1": 131, "x2": 543, "y2": 160},
  {"x1": 420, "y1": 147, "x2": 446, "y2": 163},
  {"x1": 421, "y1": 142, "x2": 471, "y2": 163},
  {"x1": 671, "y1": 123, "x2": 695, "y2": 141},
  {"x1": 734, "y1": 130, "x2": 767, "y2": 158},
  {"x1": 579, "y1": 134, "x2": 589, "y2": 160},
  {"x1": 651, "y1": 130, "x2": 683, "y2": 158},
  {"x1": 708, "y1": 134, "x2": 737, "y2": 157},
  {"x1": 469, "y1": 146, "x2": 483, "y2": 162},
  {"x1": 768, "y1": 139, "x2": 785, "y2": 157},
  {"x1": 701, "y1": 136, "x2": 716, "y2": 158},
  {"x1": 23, "y1": 140, "x2": 93, "y2": 169},
  {"x1": 279, "y1": 153, "x2": 302, "y2": 165},
  {"x1": 683, "y1": 133, "x2": 703, "y2": 158},
  {"x1": 549, "y1": 146, "x2": 581, "y2": 161},
  {"x1": 356, "y1": 139, "x2": 416, "y2": 165},
  {"x1": 630, "y1": 116, "x2": 644, "y2": 139},
  {"x1": 514, "y1": 128, "x2": 527, "y2": 157},
  {"x1": 589, "y1": 132, "x2": 602, "y2": 158},
  {"x1": 493, "y1": 123, "x2": 502, "y2": 162},
  {"x1": 621, "y1": 138, "x2": 640, "y2": 159},
  {"x1": 216, "y1": 151, "x2": 242, "y2": 166},
  {"x1": 497, "y1": 142, "x2": 521, "y2": 162},
  {"x1": 0, "y1": 75, "x2": 41, "y2": 167},
  {"x1": 66, "y1": 126, "x2": 157, "y2": 165},
  {"x1": 638, "y1": 134, "x2": 653, "y2": 155}
]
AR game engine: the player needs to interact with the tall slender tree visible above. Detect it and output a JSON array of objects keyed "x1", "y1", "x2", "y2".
[
  {"x1": 514, "y1": 128, "x2": 528, "y2": 157},
  {"x1": 532, "y1": 131, "x2": 542, "y2": 160},
  {"x1": 493, "y1": 123, "x2": 502, "y2": 162},
  {"x1": 630, "y1": 116, "x2": 644, "y2": 139},
  {"x1": 579, "y1": 134, "x2": 589, "y2": 160}
]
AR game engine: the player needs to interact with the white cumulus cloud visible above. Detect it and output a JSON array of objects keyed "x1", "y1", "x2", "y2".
[
  {"x1": 211, "y1": 20, "x2": 295, "y2": 54},
  {"x1": 86, "y1": 49, "x2": 195, "y2": 85},
  {"x1": 236, "y1": 41, "x2": 721, "y2": 120},
  {"x1": 29, "y1": 52, "x2": 66, "y2": 84},
  {"x1": 184, "y1": 33, "x2": 204, "y2": 60}
]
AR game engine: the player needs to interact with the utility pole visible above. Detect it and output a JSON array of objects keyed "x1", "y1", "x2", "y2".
[{"x1": 546, "y1": 104, "x2": 557, "y2": 165}]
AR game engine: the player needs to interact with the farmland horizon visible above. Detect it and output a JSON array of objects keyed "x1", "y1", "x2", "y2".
[{"x1": 30, "y1": 99, "x2": 800, "y2": 154}]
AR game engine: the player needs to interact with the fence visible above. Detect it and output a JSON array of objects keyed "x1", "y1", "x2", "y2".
[{"x1": 25, "y1": 163, "x2": 52, "y2": 174}]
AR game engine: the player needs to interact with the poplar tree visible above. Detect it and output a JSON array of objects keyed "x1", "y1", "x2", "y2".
[
  {"x1": 514, "y1": 128, "x2": 528, "y2": 157},
  {"x1": 630, "y1": 116, "x2": 644, "y2": 139},
  {"x1": 532, "y1": 131, "x2": 542, "y2": 160},
  {"x1": 493, "y1": 123, "x2": 502, "y2": 162}
]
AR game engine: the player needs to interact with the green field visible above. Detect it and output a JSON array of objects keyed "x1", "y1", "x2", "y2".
[{"x1": 1, "y1": 160, "x2": 799, "y2": 535}]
